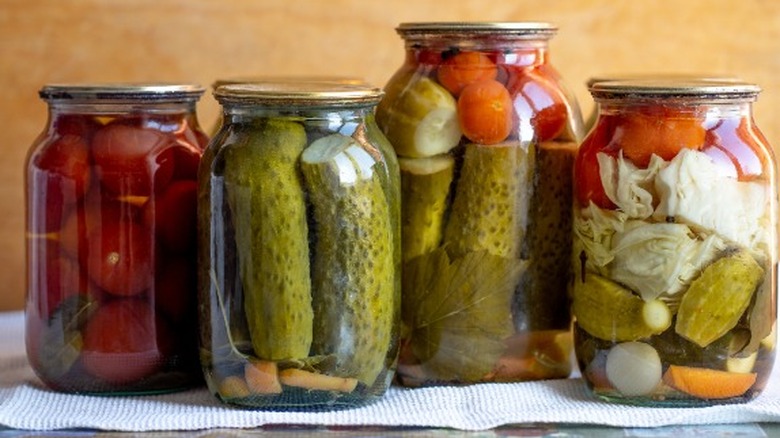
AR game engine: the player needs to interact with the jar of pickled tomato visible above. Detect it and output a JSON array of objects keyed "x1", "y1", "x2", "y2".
[
  {"x1": 199, "y1": 82, "x2": 400, "y2": 410},
  {"x1": 376, "y1": 22, "x2": 585, "y2": 386},
  {"x1": 25, "y1": 84, "x2": 208, "y2": 394},
  {"x1": 572, "y1": 79, "x2": 777, "y2": 406}
]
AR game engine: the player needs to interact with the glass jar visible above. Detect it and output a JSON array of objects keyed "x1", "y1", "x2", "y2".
[
  {"x1": 25, "y1": 83, "x2": 208, "y2": 394},
  {"x1": 376, "y1": 22, "x2": 584, "y2": 386},
  {"x1": 572, "y1": 79, "x2": 778, "y2": 406},
  {"x1": 199, "y1": 82, "x2": 401, "y2": 410}
]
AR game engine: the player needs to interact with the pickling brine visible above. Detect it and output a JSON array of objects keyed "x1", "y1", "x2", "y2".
[
  {"x1": 198, "y1": 82, "x2": 400, "y2": 410},
  {"x1": 377, "y1": 22, "x2": 585, "y2": 386},
  {"x1": 572, "y1": 79, "x2": 777, "y2": 406}
]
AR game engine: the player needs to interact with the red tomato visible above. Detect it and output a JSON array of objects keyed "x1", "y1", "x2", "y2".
[
  {"x1": 52, "y1": 114, "x2": 101, "y2": 138},
  {"x1": 414, "y1": 48, "x2": 443, "y2": 66},
  {"x1": 574, "y1": 119, "x2": 617, "y2": 209},
  {"x1": 508, "y1": 69, "x2": 568, "y2": 142},
  {"x1": 437, "y1": 51, "x2": 498, "y2": 96},
  {"x1": 702, "y1": 117, "x2": 767, "y2": 181},
  {"x1": 91, "y1": 123, "x2": 176, "y2": 196},
  {"x1": 143, "y1": 180, "x2": 197, "y2": 253},
  {"x1": 496, "y1": 48, "x2": 544, "y2": 68},
  {"x1": 28, "y1": 240, "x2": 87, "y2": 317},
  {"x1": 81, "y1": 299, "x2": 165, "y2": 384},
  {"x1": 86, "y1": 214, "x2": 153, "y2": 297},
  {"x1": 613, "y1": 107, "x2": 705, "y2": 168},
  {"x1": 457, "y1": 79, "x2": 514, "y2": 145},
  {"x1": 29, "y1": 135, "x2": 92, "y2": 233},
  {"x1": 59, "y1": 189, "x2": 140, "y2": 262}
]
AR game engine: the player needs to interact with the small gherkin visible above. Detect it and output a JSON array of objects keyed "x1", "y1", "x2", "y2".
[
  {"x1": 301, "y1": 133, "x2": 395, "y2": 386},
  {"x1": 222, "y1": 119, "x2": 313, "y2": 361}
]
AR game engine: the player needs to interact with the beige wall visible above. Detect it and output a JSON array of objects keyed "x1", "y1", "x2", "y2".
[{"x1": 1, "y1": 0, "x2": 778, "y2": 310}]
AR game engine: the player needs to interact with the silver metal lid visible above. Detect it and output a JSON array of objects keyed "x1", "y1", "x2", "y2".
[
  {"x1": 39, "y1": 83, "x2": 205, "y2": 102},
  {"x1": 397, "y1": 22, "x2": 557, "y2": 40},
  {"x1": 589, "y1": 78, "x2": 760, "y2": 101},
  {"x1": 214, "y1": 82, "x2": 384, "y2": 107}
]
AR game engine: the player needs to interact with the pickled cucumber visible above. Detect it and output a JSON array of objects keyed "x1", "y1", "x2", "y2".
[
  {"x1": 399, "y1": 155, "x2": 455, "y2": 262},
  {"x1": 223, "y1": 119, "x2": 313, "y2": 361},
  {"x1": 516, "y1": 141, "x2": 577, "y2": 331},
  {"x1": 572, "y1": 273, "x2": 671, "y2": 342},
  {"x1": 675, "y1": 249, "x2": 764, "y2": 348},
  {"x1": 443, "y1": 142, "x2": 534, "y2": 259},
  {"x1": 301, "y1": 133, "x2": 395, "y2": 386},
  {"x1": 375, "y1": 75, "x2": 462, "y2": 158}
]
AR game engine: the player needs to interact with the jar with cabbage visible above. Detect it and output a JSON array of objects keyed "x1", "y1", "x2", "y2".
[
  {"x1": 377, "y1": 22, "x2": 585, "y2": 386},
  {"x1": 572, "y1": 79, "x2": 777, "y2": 406}
]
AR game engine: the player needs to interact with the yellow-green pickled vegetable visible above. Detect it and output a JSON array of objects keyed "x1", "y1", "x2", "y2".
[
  {"x1": 443, "y1": 142, "x2": 534, "y2": 259},
  {"x1": 518, "y1": 141, "x2": 577, "y2": 330},
  {"x1": 399, "y1": 155, "x2": 454, "y2": 262},
  {"x1": 222, "y1": 119, "x2": 313, "y2": 361},
  {"x1": 301, "y1": 133, "x2": 395, "y2": 386},
  {"x1": 572, "y1": 273, "x2": 671, "y2": 342},
  {"x1": 376, "y1": 75, "x2": 462, "y2": 158},
  {"x1": 676, "y1": 249, "x2": 764, "y2": 348}
]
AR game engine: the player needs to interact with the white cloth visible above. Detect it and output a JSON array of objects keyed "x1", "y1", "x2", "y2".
[{"x1": 2, "y1": 310, "x2": 780, "y2": 432}]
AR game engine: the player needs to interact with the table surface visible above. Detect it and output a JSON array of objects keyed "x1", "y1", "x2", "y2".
[{"x1": 2, "y1": 311, "x2": 780, "y2": 437}]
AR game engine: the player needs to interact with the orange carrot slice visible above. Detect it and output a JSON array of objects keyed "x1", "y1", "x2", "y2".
[
  {"x1": 662, "y1": 365, "x2": 756, "y2": 399},
  {"x1": 244, "y1": 359, "x2": 282, "y2": 394}
]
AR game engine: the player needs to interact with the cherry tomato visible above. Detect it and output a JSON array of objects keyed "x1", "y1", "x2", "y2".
[
  {"x1": 86, "y1": 213, "x2": 153, "y2": 297},
  {"x1": 29, "y1": 135, "x2": 92, "y2": 233},
  {"x1": 613, "y1": 107, "x2": 705, "y2": 168},
  {"x1": 80, "y1": 299, "x2": 165, "y2": 384},
  {"x1": 702, "y1": 117, "x2": 767, "y2": 181},
  {"x1": 437, "y1": 51, "x2": 498, "y2": 96},
  {"x1": 574, "y1": 119, "x2": 617, "y2": 209},
  {"x1": 143, "y1": 180, "x2": 197, "y2": 253},
  {"x1": 457, "y1": 79, "x2": 514, "y2": 145},
  {"x1": 52, "y1": 113, "x2": 101, "y2": 138},
  {"x1": 508, "y1": 69, "x2": 568, "y2": 142},
  {"x1": 92, "y1": 123, "x2": 176, "y2": 196}
]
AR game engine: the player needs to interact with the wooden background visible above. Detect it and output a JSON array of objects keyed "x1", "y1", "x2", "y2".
[{"x1": 1, "y1": 0, "x2": 778, "y2": 310}]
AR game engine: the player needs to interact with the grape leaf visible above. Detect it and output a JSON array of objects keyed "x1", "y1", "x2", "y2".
[{"x1": 402, "y1": 248, "x2": 525, "y2": 382}]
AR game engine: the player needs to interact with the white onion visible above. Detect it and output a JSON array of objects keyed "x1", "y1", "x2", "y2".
[{"x1": 605, "y1": 342, "x2": 662, "y2": 396}]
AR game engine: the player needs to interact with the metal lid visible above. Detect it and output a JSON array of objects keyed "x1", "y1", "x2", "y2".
[
  {"x1": 214, "y1": 82, "x2": 384, "y2": 107},
  {"x1": 589, "y1": 78, "x2": 761, "y2": 101},
  {"x1": 396, "y1": 22, "x2": 557, "y2": 40},
  {"x1": 39, "y1": 83, "x2": 205, "y2": 102},
  {"x1": 211, "y1": 76, "x2": 370, "y2": 89}
]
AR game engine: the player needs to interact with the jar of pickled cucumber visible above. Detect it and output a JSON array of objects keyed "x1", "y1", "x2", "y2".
[
  {"x1": 376, "y1": 22, "x2": 585, "y2": 386},
  {"x1": 572, "y1": 79, "x2": 778, "y2": 406},
  {"x1": 199, "y1": 82, "x2": 401, "y2": 410},
  {"x1": 25, "y1": 83, "x2": 208, "y2": 394}
]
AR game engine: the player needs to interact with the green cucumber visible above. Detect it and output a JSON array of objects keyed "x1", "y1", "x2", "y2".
[
  {"x1": 222, "y1": 119, "x2": 313, "y2": 361},
  {"x1": 675, "y1": 249, "x2": 764, "y2": 348},
  {"x1": 443, "y1": 142, "x2": 534, "y2": 259},
  {"x1": 399, "y1": 155, "x2": 455, "y2": 262},
  {"x1": 301, "y1": 133, "x2": 395, "y2": 386}
]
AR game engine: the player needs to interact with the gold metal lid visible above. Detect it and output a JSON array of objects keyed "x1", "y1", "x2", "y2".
[
  {"x1": 396, "y1": 22, "x2": 557, "y2": 40},
  {"x1": 214, "y1": 82, "x2": 384, "y2": 107},
  {"x1": 39, "y1": 83, "x2": 205, "y2": 102},
  {"x1": 211, "y1": 76, "x2": 370, "y2": 89},
  {"x1": 589, "y1": 78, "x2": 760, "y2": 101}
]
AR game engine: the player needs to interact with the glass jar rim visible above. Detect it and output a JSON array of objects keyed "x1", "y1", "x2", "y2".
[
  {"x1": 396, "y1": 22, "x2": 557, "y2": 40},
  {"x1": 39, "y1": 83, "x2": 205, "y2": 103},
  {"x1": 214, "y1": 82, "x2": 384, "y2": 107},
  {"x1": 590, "y1": 78, "x2": 760, "y2": 101}
]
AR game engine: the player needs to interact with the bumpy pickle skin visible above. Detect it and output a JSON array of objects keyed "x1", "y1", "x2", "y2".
[
  {"x1": 517, "y1": 141, "x2": 578, "y2": 331},
  {"x1": 222, "y1": 119, "x2": 313, "y2": 361},
  {"x1": 399, "y1": 155, "x2": 455, "y2": 262},
  {"x1": 675, "y1": 249, "x2": 764, "y2": 348},
  {"x1": 300, "y1": 133, "x2": 395, "y2": 386},
  {"x1": 572, "y1": 273, "x2": 671, "y2": 342},
  {"x1": 443, "y1": 142, "x2": 534, "y2": 259}
]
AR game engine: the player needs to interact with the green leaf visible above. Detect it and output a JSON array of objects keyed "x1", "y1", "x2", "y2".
[
  {"x1": 38, "y1": 294, "x2": 98, "y2": 379},
  {"x1": 402, "y1": 248, "x2": 524, "y2": 382}
]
